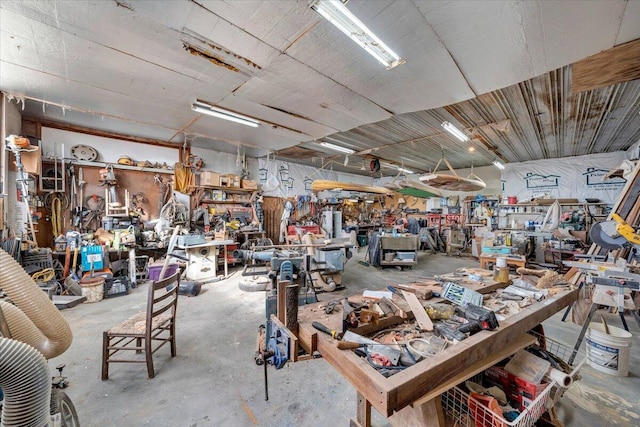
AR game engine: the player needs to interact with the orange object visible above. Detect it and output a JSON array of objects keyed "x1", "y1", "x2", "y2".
[{"x1": 468, "y1": 392, "x2": 506, "y2": 427}]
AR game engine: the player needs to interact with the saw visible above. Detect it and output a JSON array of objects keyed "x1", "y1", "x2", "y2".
[{"x1": 590, "y1": 213, "x2": 640, "y2": 249}]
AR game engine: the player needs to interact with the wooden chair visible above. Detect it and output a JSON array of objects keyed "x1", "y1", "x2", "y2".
[{"x1": 101, "y1": 272, "x2": 180, "y2": 380}]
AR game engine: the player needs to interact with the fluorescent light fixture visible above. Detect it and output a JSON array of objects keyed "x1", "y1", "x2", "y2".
[
  {"x1": 310, "y1": 0, "x2": 405, "y2": 70},
  {"x1": 381, "y1": 161, "x2": 414, "y2": 174},
  {"x1": 397, "y1": 167, "x2": 414, "y2": 174},
  {"x1": 191, "y1": 100, "x2": 260, "y2": 127},
  {"x1": 319, "y1": 141, "x2": 355, "y2": 154},
  {"x1": 365, "y1": 199, "x2": 375, "y2": 204},
  {"x1": 492, "y1": 160, "x2": 505, "y2": 170},
  {"x1": 441, "y1": 121, "x2": 469, "y2": 142}
]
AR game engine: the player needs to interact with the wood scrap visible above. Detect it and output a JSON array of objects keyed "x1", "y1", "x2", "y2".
[
  {"x1": 401, "y1": 290, "x2": 434, "y2": 331},
  {"x1": 516, "y1": 267, "x2": 548, "y2": 277}
]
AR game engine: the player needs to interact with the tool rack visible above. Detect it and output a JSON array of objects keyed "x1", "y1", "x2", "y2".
[{"x1": 294, "y1": 281, "x2": 578, "y2": 426}]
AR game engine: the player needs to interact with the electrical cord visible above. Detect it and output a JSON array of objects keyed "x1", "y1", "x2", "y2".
[
  {"x1": 32, "y1": 268, "x2": 55, "y2": 283},
  {"x1": 51, "y1": 196, "x2": 62, "y2": 237}
]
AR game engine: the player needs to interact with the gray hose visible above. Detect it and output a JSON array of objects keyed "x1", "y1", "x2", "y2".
[
  {"x1": 0, "y1": 337, "x2": 51, "y2": 427},
  {"x1": 0, "y1": 248, "x2": 72, "y2": 359}
]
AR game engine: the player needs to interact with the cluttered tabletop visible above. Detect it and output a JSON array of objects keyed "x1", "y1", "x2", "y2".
[{"x1": 295, "y1": 267, "x2": 579, "y2": 426}]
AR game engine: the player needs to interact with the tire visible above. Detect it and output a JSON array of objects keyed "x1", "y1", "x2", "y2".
[
  {"x1": 50, "y1": 389, "x2": 80, "y2": 427},
  {"x1": 238, "y1": 278, "x2": 268, "y2": 292}
]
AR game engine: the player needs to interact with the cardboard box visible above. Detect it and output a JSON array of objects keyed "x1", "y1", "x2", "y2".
[
  {"x1": 200, "y1": 171, "x2": 221, "y2": 187},
  {"x1": 241, "y1": 179, "x2": 258, "y2": 190},
  {"x1": 10, "y1": 146, "x2": 41, "y2": 175},
  {"x1": 220, "y1": 174, "x2": 240, "y2": 188}
]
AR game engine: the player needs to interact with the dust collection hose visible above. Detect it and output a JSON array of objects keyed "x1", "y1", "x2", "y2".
[
  {"x1": 0, "y1": 248, "x2": 73, "y2": 359},
  {"x1": 0, "y1": 337, "x2": 51, "y2": 427},
  {"x1": 302, "y1": 234, "x2": 336, "y2": 292}
]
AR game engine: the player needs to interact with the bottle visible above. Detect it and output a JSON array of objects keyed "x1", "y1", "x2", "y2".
[{"x1": 505, "y1": 233, "x2": 512, "y2": 247}]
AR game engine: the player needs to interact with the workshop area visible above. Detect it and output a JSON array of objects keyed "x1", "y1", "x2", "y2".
[{"x1": 1, "y1": 1, "x2": 639, "y2": 427}]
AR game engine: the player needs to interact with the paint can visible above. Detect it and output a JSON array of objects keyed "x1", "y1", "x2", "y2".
[{"x1": 586, "y1": 322, "x2": 632, "y2": 377}]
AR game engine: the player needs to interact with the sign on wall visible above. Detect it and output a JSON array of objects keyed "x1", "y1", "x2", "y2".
[{"x1": 502, "y1": 151, "x2": 627, "y2": 205}]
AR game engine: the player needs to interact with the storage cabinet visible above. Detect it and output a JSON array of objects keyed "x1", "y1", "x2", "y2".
[{"x1": 379, "y1": 235, "x2": 418, "y2": 267}]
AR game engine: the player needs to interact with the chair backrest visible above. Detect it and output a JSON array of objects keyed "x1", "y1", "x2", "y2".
[{"x1": 146, "y1": 272, "x2": 180, "y2": 332}]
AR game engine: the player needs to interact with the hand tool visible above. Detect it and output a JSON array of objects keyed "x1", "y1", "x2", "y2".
[
  {"x1": 455, "y1": 303, "x2": 500, "y2": 332},
  {"x1": 342, "y1": 331, "x2": 401, "y2": 365},
  {"x1": 312, "y1": 321, "x2": 343, "y2": 340}
]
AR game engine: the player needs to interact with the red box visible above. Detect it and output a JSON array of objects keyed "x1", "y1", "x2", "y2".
[{"x1": 485, "y1": 366, "x2": 546, "y2": 411}]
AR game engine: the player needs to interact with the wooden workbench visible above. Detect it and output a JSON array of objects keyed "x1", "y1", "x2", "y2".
[{"x1": 296, "y1": 276, "x2": 578, "y2": 426}]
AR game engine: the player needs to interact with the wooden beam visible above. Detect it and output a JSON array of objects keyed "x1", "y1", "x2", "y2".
[
  {"x1": 23, "y1": 117, "x2": 180, "y2": 150},
  {"x1": 572, "y1": 39, "x2": 640, "y2": 93}
]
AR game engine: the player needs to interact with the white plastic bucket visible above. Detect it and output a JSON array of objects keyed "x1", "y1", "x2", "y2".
[
  {"x1": 80, "y1": 278, "x2": 105, "y2": 303},
  {"x1": 586, "y1": 322, "x2": 633, "y2": 377},
  {"x1": 496, "y1": 257, "x2": 507, "y2": 268}
]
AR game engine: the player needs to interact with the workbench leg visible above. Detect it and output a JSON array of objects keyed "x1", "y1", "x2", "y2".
[
  {"x1": 224, "y1": 244, "x2": 228, "y2": 277},
  {"x1": 349, "y1": 392, "x2": 371, "y2": 427},
  {"x1": 389, "y1": 397, "x2": 445, "y2": 427}
]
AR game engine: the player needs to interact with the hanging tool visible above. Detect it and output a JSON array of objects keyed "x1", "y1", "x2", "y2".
[
  {"x1": 68, "y1": 164, "x2": 77, "y2": 227},
  {"x1": 99, "y1": 165, "x2": 120, "y2": 206}
]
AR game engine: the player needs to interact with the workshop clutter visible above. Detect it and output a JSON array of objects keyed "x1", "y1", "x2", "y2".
[{"x1": 442, "y1": 332, "x2": 585, "y2": 427}]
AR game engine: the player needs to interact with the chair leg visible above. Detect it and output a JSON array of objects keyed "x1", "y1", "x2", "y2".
[
  {"x1": 145, "y1": 337, "x2": 155, "y2": 379},
  {"x1": 170, "y1": 322, "x2": 177, "y2": 357},
  {"x1": 136, "y1": 337, "x2": 143, "y2": 353},
  {"x1": 101, "y1": 331, "x2": 109, "y2": 380}
]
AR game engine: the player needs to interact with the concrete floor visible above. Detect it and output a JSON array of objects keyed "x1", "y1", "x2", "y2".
[{"x1": 54, "y1": 248, "x2": 639, "y2": 427}]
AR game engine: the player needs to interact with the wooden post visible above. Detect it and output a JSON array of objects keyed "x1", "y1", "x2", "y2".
[
  {"x1": 277, "y1": 280, "x2": 289, "y2": 324},
  {"x1": 350, "y1": 392, "x2": 371, "y2": 427},
  {"x1": 285, "y1": 283, "x2": 299, "y2": 335}
]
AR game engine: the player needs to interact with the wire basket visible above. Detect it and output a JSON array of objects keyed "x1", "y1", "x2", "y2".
[{"x1": 441, "y1": 332, "x2": 586, "y2": 427}]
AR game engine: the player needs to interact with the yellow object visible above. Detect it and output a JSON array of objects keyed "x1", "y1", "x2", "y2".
[
  {"x1": 117, "y1": 156, "x2": 134, "y2": 165},
  {"x1": 174, "y1": 162, "x2": 195, "y2": 193},
  {"x1": 611, "y1": 213, "x2": 640, "y2": 245},
  {"x1": 32, "y1": 268, "x2": 55, "y2": 283}
]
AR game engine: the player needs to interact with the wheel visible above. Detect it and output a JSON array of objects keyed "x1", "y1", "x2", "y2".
[{"x1": 50, "y1": 389, "x2": 80, "y2": 427}]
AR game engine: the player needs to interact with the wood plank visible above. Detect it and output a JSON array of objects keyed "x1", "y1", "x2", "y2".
[
  {"x1": 411, "y1": 333, "x2": 535, "y2": 406},
  {"x1": 401, "y1": 290, "x2": 433, "y2": 331},
  {"x1": 572, "y1": 39, "x2": 640, "y2": 93},
  {"x1": 390, "y1": 397, "x2": 445, "y2": 427}
]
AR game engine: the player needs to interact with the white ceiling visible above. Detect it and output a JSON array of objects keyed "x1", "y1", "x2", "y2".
[{"x1": 1, "y1": 0, "x2": 639, "y2": 171}]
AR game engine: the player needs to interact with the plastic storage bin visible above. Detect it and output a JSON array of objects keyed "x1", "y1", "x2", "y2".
[{"x1": 148, "y1": 263, "x2": 179, "y2": 282}]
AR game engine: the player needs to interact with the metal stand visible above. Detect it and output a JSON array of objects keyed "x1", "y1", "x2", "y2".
[{"x1": 8, "y1": 146, "x2": 38, "y2": 244}]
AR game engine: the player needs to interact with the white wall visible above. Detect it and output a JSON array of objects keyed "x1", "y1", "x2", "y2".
[
  {"x1": 41, "y1": 128, "x2": 179, "y2": 165},
  {"x1": 1, "y1": 95, "x2": 24, "y2": 236}
]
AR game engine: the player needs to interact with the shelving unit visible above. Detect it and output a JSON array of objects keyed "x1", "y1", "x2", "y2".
[
  {"x1": 497, "y1": 202, "x2": 608, "y2": 234},
  {"x1": 463, "y1": 197, "x2": 499, "y2": 230}
]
